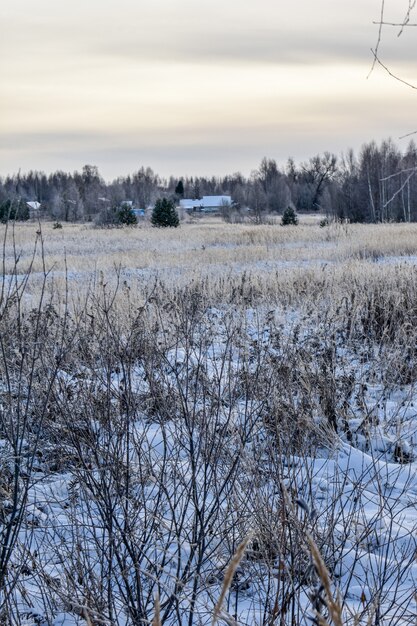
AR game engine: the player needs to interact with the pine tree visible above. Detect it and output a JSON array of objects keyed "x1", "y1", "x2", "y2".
[
  {"x1": 117, "y1": 204, "x2": 137, "y2": 225},
  {"x1": 281, "y1": 206, "x2": 299, "y2": 226},
  {"x1": 175, "y1": 180, "x2": 184, "y2": 197},
  {"x1": 0, "y1": 199, "x2": 30, "y2": 223},
  {"x1": 151, "y1": 198, "x2": 179, "y2": 228}
]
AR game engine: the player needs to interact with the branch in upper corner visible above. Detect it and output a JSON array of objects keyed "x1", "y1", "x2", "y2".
[
  {"x1": 373, "y1": 21, "x2": 417, "y2": 27},
  {"x1": 369, "y1": 1, "x2": 417, "y2": 78},
  {"x1": 369, "y1": 49, "x2": 417, "y2": 90},
  {"x1": 399, "y1": 129, "x2": 417, "y2": 139},
  {"x1": 367, "y1": 0, "x2": 385, "y2": 78},
  {"x1": 398, "y1": 0, "x2": 417, "y2": 36}
]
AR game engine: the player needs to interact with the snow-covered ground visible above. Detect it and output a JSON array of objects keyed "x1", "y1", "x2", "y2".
[
  {"x1": 2, "y1": 223, "x2": 417, "y2": 625},
  {"x1": 1, "y1": 297, "x2": 416, "y2": 626}
]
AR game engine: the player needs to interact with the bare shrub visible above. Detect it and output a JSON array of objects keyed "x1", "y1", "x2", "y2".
[{"x1": 2, "y1": 222, "x2": 417, "y2": 624}]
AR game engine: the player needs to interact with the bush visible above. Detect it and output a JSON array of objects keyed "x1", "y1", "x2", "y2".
[
  {"x1": 95, "y1": 203, "x2": 137, "y2": 228},
  {"x1": 151, "y1": 198, "x2": 179, "y2": 228},
  {"x1": 94, "y1": 206, "x2": 119, "y2": 227},
  {"x1": 281, "y1": 206, "x2": 299, "y2": 226}
]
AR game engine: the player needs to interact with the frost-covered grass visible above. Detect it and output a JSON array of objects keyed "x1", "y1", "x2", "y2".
[
  {"x1": 1, "y1": 220, "x2": 417, "y2": 625},
  {"x1": 3, "y1": 218, "x2": 417, "y2": 279}
]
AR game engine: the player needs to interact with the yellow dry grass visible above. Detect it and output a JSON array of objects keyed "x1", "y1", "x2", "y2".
[{"x1": 2, "y1": 218, "x2": 417, "y2": 309}]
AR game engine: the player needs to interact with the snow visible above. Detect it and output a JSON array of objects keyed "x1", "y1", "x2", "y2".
[{"x1": 3, "y1": 281, "x2": 417, "y2": 624}]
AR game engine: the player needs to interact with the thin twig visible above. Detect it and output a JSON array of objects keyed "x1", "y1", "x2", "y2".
[
  {"x1": 368, "y1": 0, "x2": 385, "y2": 78},
  {"x1": 380, "y1": 166, "x2": 417, "y2": 181},
  {"x1": 373, "y1": 21, "x2": 417, "y2": 26},
  {"x1": 399, "y1": 129, "x2": 417, "y2": 139},
  {"x1": 398, "y1": 0, "x2": 417, "y2": 36},
  {"x1": 369, "y1": 49, "x2": 417, "y2": 90}
]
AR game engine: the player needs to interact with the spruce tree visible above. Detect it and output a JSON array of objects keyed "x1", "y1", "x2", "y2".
[
  {"x1": 151, "y1": 198, "x2": 179, "y2": 228},
  {"x1": 281, "y1": 206, "x2": 299, "y2": 226},
  {"x1": 0, "y1": 199, "x2": 30, "y2": 223},
  {"x1": 117, "y1": 204, "x2": 137, "y2": 225},
  {"x1": 175, "y1": 180, "x2": 184, "y2": 197}
]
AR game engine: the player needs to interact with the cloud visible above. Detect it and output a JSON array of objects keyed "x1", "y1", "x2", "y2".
[
  {"x1": 4, "y1": 0, "x2": 414, "y2": 69},
  {"x1": 2, "y1": 81, "x2": 416, "y2": 180},
  {"x1": 86, "y1": 1, "x2": 415, "y2": 68},
  {"x1": 1, "y1": 0, "x2": 416, "y2": 178}
]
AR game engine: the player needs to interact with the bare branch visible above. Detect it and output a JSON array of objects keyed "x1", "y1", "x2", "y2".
[
  {"x1": 373, "y1": 20, "x2": 417, "y2": 27},
  {"x1": 380, "y1": 166, "x2": 417, "y2": 180},
  {"x1": 398, "y1": 0, "x2": 417, "y2": 36},
  {"x1": 382, "y1": 170, "x2": 416, "y2": 208},
  {"x1": 369, "y1": 49, "x2": 417, "y2": 90},
  {"x1": 399, "y1": 129, "x2": 417, "y2": 139},
  {"x1": 368, "y1": 0, "x2": 385, "y2": 78}
]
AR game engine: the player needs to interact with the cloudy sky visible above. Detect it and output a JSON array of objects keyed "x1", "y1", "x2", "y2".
[{"x1": 1, "y1": 0, "x2": 416, "y2": 179}]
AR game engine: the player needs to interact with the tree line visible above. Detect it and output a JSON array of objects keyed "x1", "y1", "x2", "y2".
[{"x1": 1, "y1": 138, "x2": 417, "y2": 223}]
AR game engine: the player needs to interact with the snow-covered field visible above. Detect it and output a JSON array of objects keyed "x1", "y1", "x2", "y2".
[{"x1": 1, "y1": 220, "x2": 417, "y2": 625}]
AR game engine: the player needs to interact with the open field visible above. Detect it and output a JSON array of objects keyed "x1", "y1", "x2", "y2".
[
  {"x1": 4, "y1": 217, "x2": 417, "y2": 306},
  {"x1": 5, "y1": 217, "x2": 417, "y2": 276},
  {"x1": 1, "y1": 219, "x2": 417, "y2": 625}
]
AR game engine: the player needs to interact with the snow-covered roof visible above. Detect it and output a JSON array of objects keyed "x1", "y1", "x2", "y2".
[
  {"x1": 201, "y1": 195, "x2": 231, "y2": 207},
  {"x1": 180, "y1": 196, "x2": 232, "y2": 210},
  {"x1": 179, "y1": 199, "x2": 202, "y2": 210},
  {"x1": 26, "y1": 201, "x2": 41, "y2": 210}
]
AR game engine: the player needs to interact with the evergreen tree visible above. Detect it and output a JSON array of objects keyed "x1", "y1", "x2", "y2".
[
  {"x1": 281, "y1": 206, "x2": 299, "y2": 226},
  {"x1": 0, "y1": 199, "x2": 29, "y2": 222},
  {"x1": 175, "y1": 180, "x2": 184, "y2": 197},
  {"x1": 151, "y1": 198, "x2": 179, "y2": 228},
  {"x1": 117, "y1": 204, "x2": 137, "y2": 225}
]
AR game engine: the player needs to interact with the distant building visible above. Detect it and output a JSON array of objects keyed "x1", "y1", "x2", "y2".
[
  {"x1": 180, "y1": 199, "x2": 201, "y2": 211},
  {"x1": 179, "y1": 196, "x2": 232, "y2": 213},
  {"x1": 26, "y1": 201, "x2": 41, "y2": 219},
  {"x1": 26, "y1": 201, "x2": 41, "y2": 211}
]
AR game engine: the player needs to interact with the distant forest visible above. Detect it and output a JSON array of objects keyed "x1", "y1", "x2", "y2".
[{"x1": 1, "y1": 138, "x2": 417, "y2": 223}]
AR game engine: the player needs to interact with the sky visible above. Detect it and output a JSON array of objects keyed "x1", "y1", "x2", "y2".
[{"x1": 1, "y1": 0, "x2": 416, "y2": 180}]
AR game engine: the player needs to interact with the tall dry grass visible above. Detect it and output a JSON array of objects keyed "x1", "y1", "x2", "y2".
[
  {"x1": 3, "y1": 219, "x2": 417, "y2": 312},
  {"x1": 3, "y1": 220, "x2": 417, "y2": 276},
  {"x1": 2, "y1": 220, "x2": 417, "y2": 624}
]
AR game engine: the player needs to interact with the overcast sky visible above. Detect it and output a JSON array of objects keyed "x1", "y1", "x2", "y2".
[{"x1": 1, "y1": 0, "x2": 416, "y2": 180}]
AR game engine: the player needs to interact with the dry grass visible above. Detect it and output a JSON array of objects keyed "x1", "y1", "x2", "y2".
[
  {"x1": 307, "y1": 533, "x2": 343, "y2": 626},
  {"x1": 3, "y1": 218, "x2": 417, "y2": 315},
  {"x1": 152, "y1": 592, "x2": 161, "y2": 626},
  {"x1": 212, "y1": 534, "x2": 253, "y2": 626},
  {"x1": 3, "y1": 219, "x2": 417, "y2": 276},
  {"x1": 2, "y1": 218, "x2": 417, "y2": 625}
]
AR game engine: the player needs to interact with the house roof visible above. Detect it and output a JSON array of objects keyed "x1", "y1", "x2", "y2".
[
  {"x1": 26, "y1": 201, "x2": 41, "y2": 210},
  {"x1": 201, "y1": 196, "x2": 231, "y2": 207},
  {"x1": 179, "y1": 199, "x2": 202, "y2": 209},
  {"x1": 180, "y1": 196, "x2": 232, "y2": 210}
]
